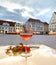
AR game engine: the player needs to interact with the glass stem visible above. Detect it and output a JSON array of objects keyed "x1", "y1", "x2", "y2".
[{"x1": 25, "y1": 56, "x2": 27, "y2": 65}]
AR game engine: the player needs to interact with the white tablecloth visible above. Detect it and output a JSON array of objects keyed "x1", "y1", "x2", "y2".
[{"x1": 0, "y1": 45, "x2": 56, "y2": 65}]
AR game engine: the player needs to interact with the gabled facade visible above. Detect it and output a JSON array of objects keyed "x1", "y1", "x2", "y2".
[
  {"x1": 49, "y1": 12, "x2": 56, "y2": 32},
  {"x1": 25, "y1": 18, "x2": 49, "y2": 34}
]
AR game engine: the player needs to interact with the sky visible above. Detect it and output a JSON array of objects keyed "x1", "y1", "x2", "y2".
[{"x1": 0, "y1": 0, "x2": 56, "y2": 23}]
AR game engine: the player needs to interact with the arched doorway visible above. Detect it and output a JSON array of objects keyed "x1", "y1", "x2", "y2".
[{"x1": 5, "y1": 31, "x2": 7, "y2": 34}]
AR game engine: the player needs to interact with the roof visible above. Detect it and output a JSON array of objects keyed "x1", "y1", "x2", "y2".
[
  {"x1": 54, "y1": 12, "x2": 56, "y2": 14},
  {"x1": 27, "y1": 18, "x2": 43, "y2": 23},
  {"x1": 27, "y1": 18, "x2": 49, "y2": 25},
  {"x1": 0, "y1": 20, "x2": 16, "y2": 26},
  {"x1": 44, "y1": 22, "x2": 49, "y2": 25}
]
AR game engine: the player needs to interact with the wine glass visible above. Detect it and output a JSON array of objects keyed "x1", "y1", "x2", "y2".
[
  {"x1": 20, "y1": 22, "x2": 33, "y2": 43},
  {"x1": 20, "y1": 23, "x2": 33, "y2": 65}
]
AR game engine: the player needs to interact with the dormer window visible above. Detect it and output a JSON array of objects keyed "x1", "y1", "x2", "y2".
[
  {"x1": 3, "y1": 23, "x2": 9, "y2": 26},
  {"x1": 15, "y1": 23, "x2": 21, "y2": 27}
]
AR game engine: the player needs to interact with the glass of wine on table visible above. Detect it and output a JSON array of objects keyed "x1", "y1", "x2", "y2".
[{"x1": 19, "y1": 23, "x2": 33, "y2": 65}]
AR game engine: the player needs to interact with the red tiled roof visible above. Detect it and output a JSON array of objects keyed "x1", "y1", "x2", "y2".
[
  {"x1": 44, "y1": 22, "x2": 49, "y2": 25},
  {"x1": 0, "y1": 20, "x2": 16, "y2": 26},
  {"x1": 27, "y1": 18, "x2": 43, "y2": 23},
  {"x1": 27, "y1": 18, "x2": 49, "y2": 25}
]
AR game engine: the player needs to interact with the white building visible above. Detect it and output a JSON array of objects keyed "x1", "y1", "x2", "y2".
[
  {"x1": 0, "y1": 20, "x2": 23, "y2": 34},
  {"x1": 49, "y1": 12, "x2": 56, "y2": 32},
  {"x1": 25, "y1": 18, "x2": 49, "y2": 34}
]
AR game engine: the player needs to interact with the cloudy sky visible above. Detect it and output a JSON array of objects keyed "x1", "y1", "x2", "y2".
[{"x1": 0, "y1": 0, "x2": 56, "y2": 23}]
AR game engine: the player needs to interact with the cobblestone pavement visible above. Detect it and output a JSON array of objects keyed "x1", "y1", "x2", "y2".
[{"x1": 0, "y1": 34, "x2": 56, "y2": 48}]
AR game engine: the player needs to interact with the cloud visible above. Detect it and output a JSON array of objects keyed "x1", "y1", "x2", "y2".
[
  {"x1": 0, "y1": 6, "x2": 7, "y2": 13},
  {"x1": 5, "y1": 0, "x2": 56, "y2": 9},
  {"x1": 0, "y1": 2, "x2": 23, "y2": 12},
  {"x1": 0, "y1": 0, "x2": 56, "y2": 23},
  {"x1": 21, "y1": 10, "x2": 33, "y2": 18},
  {"x1": 36, "y1": 8, "x2": 51, "y2": 16},
  {"x1": 0, "y1": 5, "x2": 27, "y2": 22},
  {"x1": 0, "y1": 1, "x2": 35, "y2": 22}
]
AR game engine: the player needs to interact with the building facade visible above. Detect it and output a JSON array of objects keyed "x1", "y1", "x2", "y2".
[
  {"x1": 0, "y1": 20, "x2": 23, "y2": 34},
  {"x1": 49, "y1": 12, "x2": 56, "y2": 32},
  {"x1": 25, "y1": 18, "x2": 49, "y2": 34},
  {"x1": 15, "y1": 23, "x2": 24, "y2": 33},
  {"x1": 44, "y1": 22, "x2": 49, "y2": 34}
]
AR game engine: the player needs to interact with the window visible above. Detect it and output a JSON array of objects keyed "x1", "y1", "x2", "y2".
[
  {"x1": 0, "y1": 27, "x2": 1, "y2": 29},
  {"x1": 15, "y1": 23, "x2": 21, "y2": 27},
  {"x1": 16, "y1": 28, "x2": 17, "y2": 29},
  {"x1": 2, "y1": 27, "x2": 4, "y2": 29},
  {"x1": 5, "y1": 27, "x2": 7, "y2": 29},
  {"x1": 54, "y1": 28, "x2": 56, "y2": 30}
]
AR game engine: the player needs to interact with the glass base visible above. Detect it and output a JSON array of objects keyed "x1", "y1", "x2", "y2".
[{"x1": 20, "y1": 53, "x2": 32, "y2": 57}]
